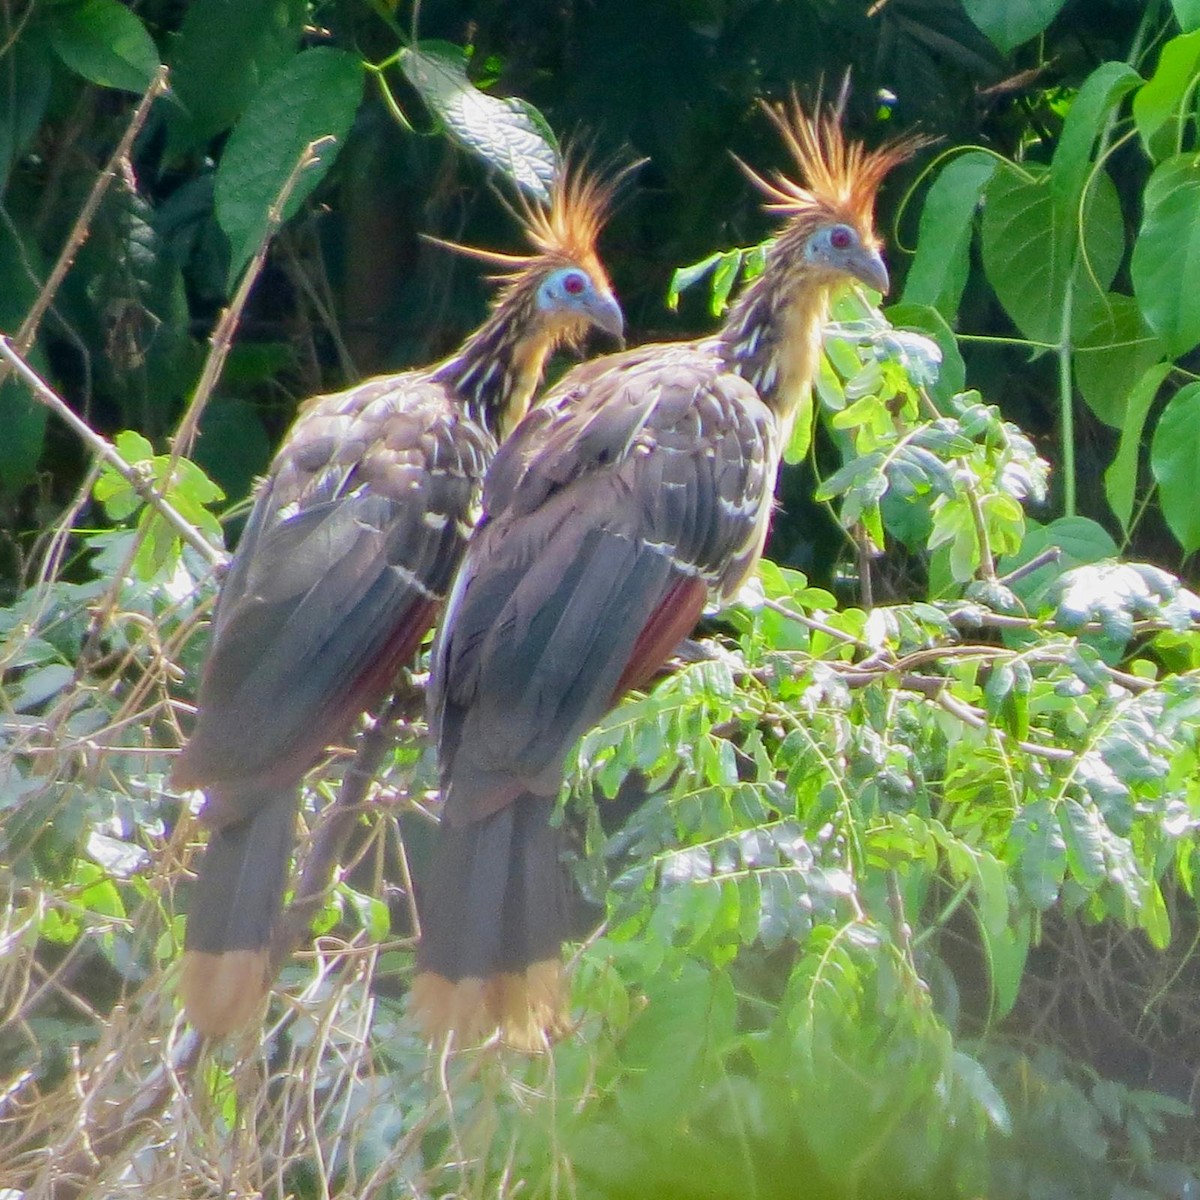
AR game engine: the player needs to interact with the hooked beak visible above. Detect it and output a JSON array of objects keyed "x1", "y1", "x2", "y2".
[
  {"x1": 848, "y1": 245, "x2": 890, "y2": 295},
  {"x1": 588, "y1": 289, "x2": 626, "y2": 347}
]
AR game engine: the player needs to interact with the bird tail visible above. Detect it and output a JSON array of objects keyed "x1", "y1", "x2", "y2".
[
  {"x1": 179, "y1": 786, "x2": 296, "y2": 1037},
  {"x1": 411, "y1": 793, "x2": 569, "y2": 1050}
]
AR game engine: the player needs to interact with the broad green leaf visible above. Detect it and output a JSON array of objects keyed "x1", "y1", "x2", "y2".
[
  {"x1": 1173, "y1": 0, "x2": 1200, "y2": 31},
  {"x1": 47, "y1": 0, "x2": 159, "y2": 93},
  {"x1": 999, "y1": 515, "x2": 1117, "y2": 612},
  {"x1": 1150, "y1": 381, "x2": 1200, "y2": 552},
  {"x1": 0, "y1": 382, "x2": 48, "y2": 493},
  {"x1": 167, "y1": 0, "x2": 307, "y2": 152},
  {"x1": 400, "y1": 41, "x2": 557, "y2": 202},
  {"x1": 1050, "y1": 62, "x2": 1139, "y2": 209},
  {"x1": 1132, "y1": 29, "x2": 1200, "y2": 159},
  {"x1": 902, "y1": 151, "x2": 995, "y2": 320},
  {"x1": 215, "y1": 48, "x2": 363, "y2": 282},
  {"x1": 981, "y1": 164, "x2": 1123, "y2": 345},
  {"x1": 1071, "y1": 292, "x2": 1165, "y2": 428},
  {"x1": 194, "y1": 395, "x2": 272, "y2": 502},
  {"x1": 962, "y1": 0, "x2": 1067, "y2": 53},
  {"x1": 666, "y1": 251, "x2": 720, "y2": 311},
  {"x1": 1010, "y1": 799, "x2": 1067, "y2": 910},
  {"x1": 1059, "y1": 799, "x2": 1106, "y2": 890},
  {"x1": 981, "y1": 915, "x2": 1030, "y2": 1021},
  {"x1": 0, "y1": 37, "x2": 51, "y2": 191},
  {"x1": 0, "y1": 221, "x2": 50, "y2": 490},
  {"x1": 1131, "y1": 154, "x2": 1200, "y2": 356},
  {"x1": 885, "y1": 302, "x2": 966, "y2": 409},
  {"x1": 952, "y1": 1051, "x2": 1012, "y2": 1135},
  {"x1": 709, "y1": 248, "x2": 742, "y2": 316},
  {"x1": 1141, "y1": 882, "x2": 1172, "y2": 949},
  {"x1": 783, "y1": 385, "x2": 815, "y2": 465},
  {"x1": 1105, "y1": 361, "x2": 1171, "y2": 534}
]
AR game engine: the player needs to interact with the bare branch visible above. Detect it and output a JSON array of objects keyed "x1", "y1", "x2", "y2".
[
  {"x1": 0, "y1": 337, "x2": 224, "y2": 568},
  {"x1": 172, "y1": 135, "x2": 338, "y2": 458},
  {"x1": 0, "y1": 66, "x2": 170, "y2": 388}
]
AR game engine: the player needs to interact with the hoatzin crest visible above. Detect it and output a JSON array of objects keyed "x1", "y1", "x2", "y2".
[
  {"x1": 175, "y1": 160, "x2": 624, "y2": 1038},
  {"x1": 417, "y1": 99, "x2": 925, "y2": 1049}
]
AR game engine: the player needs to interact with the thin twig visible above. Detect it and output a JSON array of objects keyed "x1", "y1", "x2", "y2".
[
  {"x1": 172, "y1": 135, "x2": 338, "y2": 458},
  {"x1": 0, "y1": 66, "x2": 169, "y2": 388},
  {"x1": 270, "y1": 679, "x2": 424, "y2": 975},
  {"x1": 0, "y1": 337, "x2": 224, "y2": 568},
  {"x1": 998, "y1": 545, "x2": 1062, "y2": 587},
  {"x1": 759, "y1": 595, "x2": 869, "y2": 648}
]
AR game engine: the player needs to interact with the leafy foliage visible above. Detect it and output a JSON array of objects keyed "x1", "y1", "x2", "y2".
[{"x1": 1, "y1": 3, "x2": 1199, "y2": 1200}]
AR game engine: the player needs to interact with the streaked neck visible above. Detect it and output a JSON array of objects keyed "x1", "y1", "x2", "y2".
[
  {"x1": 433, "y1": 294, "x2": 551, "y2": 440},
  {"x1": 719, "y1": 248, "x2": 832, "y2": 444}
]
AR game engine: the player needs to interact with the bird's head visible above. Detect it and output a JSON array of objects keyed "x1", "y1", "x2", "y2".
[
  {"x1": 432, "y1": 153, "x2": 628, "y2": 351},
  {"x1": 741, "y1": 93, "x2": 929, "y2": 299},
  {"x1": 530, "y1": 261, "x2": 624, "y2": 344}
]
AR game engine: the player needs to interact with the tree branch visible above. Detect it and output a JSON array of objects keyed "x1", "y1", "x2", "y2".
[
  {"x1": 0, "y1": 66, "x2": 169, "y2": 389},
  {"x1": 0, "y1": 337, "x2": 224, "y2": 568}
]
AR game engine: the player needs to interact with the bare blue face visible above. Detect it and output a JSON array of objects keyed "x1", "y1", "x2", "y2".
[
  {"x1": 804, "y1": 223, "x2": 890, "y2": 294},
  {"x1": 535, "y1": 267, "x2": 625, "y2": 339}
]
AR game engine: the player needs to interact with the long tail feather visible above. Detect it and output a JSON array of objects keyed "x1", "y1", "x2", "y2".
[
  {"x1": 412, "y1": 794, "x2": 569, "y2": 1050},
  {"x1": 180, "y1": 786, "x2": 296, "y2": 1037}
]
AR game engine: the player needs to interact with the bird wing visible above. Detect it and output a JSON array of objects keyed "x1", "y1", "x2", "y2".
[
  {"x1": 175, "y1": 373, "x2": 494, "y2": 820},
  {"x1": 429, "y1": 341, "x2": 780, "y2": 827}
]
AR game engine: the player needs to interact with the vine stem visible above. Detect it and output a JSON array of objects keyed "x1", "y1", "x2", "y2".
[{"x1": 1058, "y1": 282, "x2": 1076, "y2": 517}]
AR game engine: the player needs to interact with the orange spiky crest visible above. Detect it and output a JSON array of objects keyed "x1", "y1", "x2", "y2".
[
  {"x1": 430, "y1": 153, "x2": 628, "y2": 438},
  {"x1": 741, "y1": 95, "x2": 928, "y2": 238},
  {"x1": 429, "y1": 152, "x2": 626, "y2": 294}
]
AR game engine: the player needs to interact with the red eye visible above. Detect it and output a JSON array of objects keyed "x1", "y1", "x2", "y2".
[
  {"x1": 563, "y1": 272, "x2": 586, "y2": 295},
  {"x1": 830, "y1": 226, "x2": 853, "y2": 250}
]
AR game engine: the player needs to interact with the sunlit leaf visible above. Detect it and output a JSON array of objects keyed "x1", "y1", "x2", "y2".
[{"x1": 400, "y1": 41, "x2": 556, "y2": 202}]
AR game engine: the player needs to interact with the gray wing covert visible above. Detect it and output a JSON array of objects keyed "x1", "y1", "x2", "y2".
[
  {"x1": 429, "y1": 342, "x2": 779, "y2": 826},
  {"x1": 176, "y1": 373, "x2": 494, "y2": 814}
]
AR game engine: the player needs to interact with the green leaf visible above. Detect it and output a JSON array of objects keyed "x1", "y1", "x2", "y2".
[
  {"x1": 1059, "y1": 799, "x2": 1107, "y2": 890},
  {"x1": 952, "y1": 1051, "x2": 1012, "y2": 1135},
  {"x1": 981, "y1": 916, "x2": 1030, "y2": 1021},
  {"x1": 1133, "y1": 29, "x2": 1200, "y2": 158},
  {"x1": 399, "y1": 42, "x2": 557, "y2": 202},
  {"x1": 167, "y1": 0, "x2": 307, "y2": 152},
  {"x1": 667, "y1": 252, "x2": 720, "y2": 311},
  {"x1": 215, "y1": 48, "x2": 363, "y2": 283},
  {"x1": 1010, "y1": 799, "x2": 1067, "y2": 910},
  {"x1": 1173, "y1": 0, "x2": 1200, "y2": 32},
  {"x1": 1071, "y1": 292, "x2": 1165, "y2": 428},
  {"x1": 1131, "y1": 154, "x2": 1200, "y2": 356},
  {"x1": 0, "y1": 37, "x2": 52, "y2": 191},
  {"x1": 981, "y1": 164, "x2": 1123, "y2": 345},
  {"x1": 1150, "y1": 381, "x2": 1200, "y2": 552},
  {"x1": 783, "y1": 385, "x2": 815, "y2": 465},
  {"x1": 999, "y1": 514, "x2": 1118, "y2": 610},
  {"x1": 46, "y1": 0, "x2": 159, "y2": 93},
  {"x1": 902, "y1": 151, "x2": 995, "y2": 321},
  {"x1": 0, "y1": 380, "x2": 48, "y2": 493},
  {"x1": 1141, "y1": 882, "x2": 1171, "y2": 949},
  {"x1": 885, "y1": 302, "x2": 966, "y2": 409},
  {"x1": 1105, "y1": 362, "x2": 1170, "y2": 535},
  {"x1": 1050, "y1": 62, "x2": 1139, "y2": 209},
  {"x1": 962, "y1": 0, "x2": 1067, "y2": 53}
]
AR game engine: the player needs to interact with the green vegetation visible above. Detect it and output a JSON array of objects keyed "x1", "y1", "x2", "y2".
[{"x1": 1, "y1": 2, "x2": 1198, "y2": 1198}]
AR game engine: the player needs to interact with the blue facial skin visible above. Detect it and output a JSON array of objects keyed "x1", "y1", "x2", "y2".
[
  {"x1": 805, "y1": 223, "x2": 890, "y2": 294},
  {"x1": 536, "y1": 267, "x2": 624, "y2": 339}
]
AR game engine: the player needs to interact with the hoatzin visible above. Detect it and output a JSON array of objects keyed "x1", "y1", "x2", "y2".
[
  {"x1": 416, "y1": 100, "x2": 924, "y2": 1048},
  {"x1": 174, "y1": 163, "x2": 624, "y2": 1038}
]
